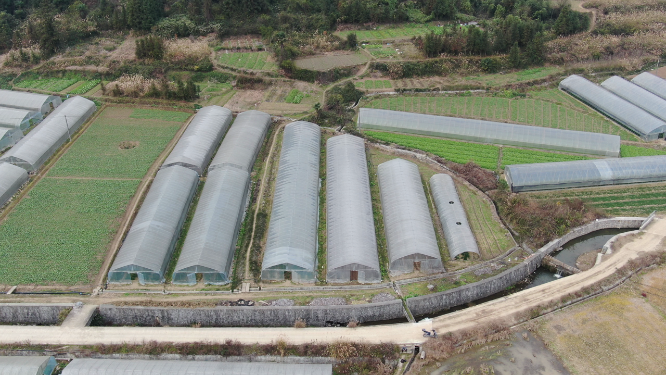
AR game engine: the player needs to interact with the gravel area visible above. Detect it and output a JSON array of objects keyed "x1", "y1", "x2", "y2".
[
  {"x1": 268, "y1": 298, "x2": 295, "y2": 306},
  {"x1": 308, "y1": 297, "x2": 347, "y2": 306},
  {"x1": 371, "y1": 293, "x2": 396, "y2": 303}
]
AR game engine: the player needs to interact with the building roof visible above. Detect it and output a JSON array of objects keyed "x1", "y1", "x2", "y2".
[
  {"x1": 631, "y1": 72, "x2": 666, "y2": 101},
  {"x1": 358, "y1": 107, "x2": 621, "y2": 157},
  {"x1": 61, "y1": 359, "x2": 332, "y2": 375},
  {"x1": 162, "y1": 106, "x2": 232, "y2": 175},
  {"x1": 559, "y1": 75, "x2": 666, "y2": 140},
  {"x1": 0, "y1": 89, "x2": 61, "y2": 114},
  {"x1": 377, "y1": 158, "x2": 442, "y2": 270},
  {"x1": 0, "y1": 162, "x2": 28, "y2": 207},
  {"x1": 429, "y1": 174, "x2": 480, "y2": 259},
  {"x1": 505, "y1": 155, "x2": 666, "y2": 192},
  {"x1": 601, "y1": 76, "x2": 666, "y2": 123},
  {"x1": 262, "y1": 121, "x2": 321, "y2": 276},
  {"x1": 209, "y1": 110, "x2": 271, "y2": 172}
]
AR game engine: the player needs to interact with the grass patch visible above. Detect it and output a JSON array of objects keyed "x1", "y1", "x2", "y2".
[
  {"x1": 284, "y1": 89, "x2": 305, "y2": 104},
  {"x1": 620, "y1": 144, "x2": 666, "y2": 157},
  {"x1": 316, "y1": 132, "x2": 330, "y2": 284},
  {"x1": 218, "y1": 51, "x2": 276, "y2": 71},
  {"x1": 367, "y1": 148, "x2": 390, "y2": 281},
  {"x1": 500, "y1": 147, "x2": 591, "y2": 168},
  {"x1": 129, "y1": 108, "x2": 192, "y2": 122},
  {"x1": 16, "y1": 78, "x2": 79, "y2": 92},
  {"x1": 337, "y1": 23, "x2": 444, "y2": 41}
]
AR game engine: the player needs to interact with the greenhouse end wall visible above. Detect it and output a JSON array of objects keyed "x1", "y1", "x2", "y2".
[{"x1": 0, "y1": 162, "x2": 28, "y2": 208}]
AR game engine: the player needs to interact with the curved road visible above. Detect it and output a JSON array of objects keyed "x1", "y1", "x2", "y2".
[{"x1": 0, "y1": 217, "x2": 663, "y2": 346}]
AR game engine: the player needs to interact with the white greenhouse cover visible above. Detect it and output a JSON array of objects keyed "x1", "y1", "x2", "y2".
[
  {"x1": 505, "y1": 155, "x2": 666, "y2": 192},
  {"x1": 358, "y1": 108, "x2": 620, "y2": 157},
  {"x1": 0, "y1": 356, "x2": 56, "y2": 375},
  {"x1": 0, "y1": 96, "x2": 96, "y2": 171},
  {"x1": 0, "y1": 126, "x2": 22, "y2": 152},
  {"x1": 631, "y1": 72, "x2": 666, "y2": 101},
  {"x1": 601, "y1": 76, "x2": 666, "y2": 123},
  {"x1": 0, "y1": 162, "x2": 28, "y2": 207},
  {"x1": 0, "y1": 89, "x2": 62, "y2": 114},
  {"x1": 559, "y1": 75, "x2": 666, "y2": 141},
  {"x1": 162, "y1": 105, "x2": 232, "y2": 175},
  {"x1": 262, "y1": 121, "x2": 321, "y2": 282},
  {"x1": 108, "y1": 166, "x2": 199, "y2": 284},
  {"x1": 429, "y1": 174, "x2": 480, "y2": 259},
  {"x1": 62, "y1": 359, "x2": 332, "y2": 375},
  {"x1": 326, "y1": 134, "x2": 381, "y2": 283},
  {"x1": 378, "y1": 158, "x2": 443, "y2": 274},
  {"x1": 0, "y1": 107, "x2": 41, "y2": 132},
  {"x1": 209, "y1": 110, "x2": 271, "y2": 172}
]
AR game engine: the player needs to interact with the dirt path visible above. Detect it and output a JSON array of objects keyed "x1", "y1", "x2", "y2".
[
  {"x1": 243, "y1": 122, "x2": 286, "y2": 281},
  {"x1": 93, "y1": 114, "x2": 195, "y2": 291},
  {"x1": 571, "y1": 0, "x2": 596, "y2": 30}
]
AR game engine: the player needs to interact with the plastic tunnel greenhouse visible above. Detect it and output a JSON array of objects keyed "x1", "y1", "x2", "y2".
[
  {"x1": 0, "y1": 96, "x2": 96, "y2": 172},
  {"x1": 0, "y1": 89, "x2": 62, "y2": 115},
  {"x1": 429, "y1": 174, "x2": 480, "y2": 259},
  {"x1": 108, "y1": 166, "x2": 199, "y2": 284},
  {"x1": 261, "y1": 121, "x2": 321, "y2": 282},
  {"x1": 631, "y1": 72, "x2": 666, "y2": 101},
  {"x1": 0, "y1": 126, "x2": 22, "y2": 152},
  {"x1": 0, "y1": 107, "x2": 42, "y2": 132},
  {"x1": 378, "y1": 158, "x2": 443, "y2": 275},
  {"x1": 161, "y1": 106, "x2": 232, "y2": 175},
  {"x1": 559, "y1": 75, "x2": 666, "y2": 141},
  {"x1": 601, "y1": 76, "x2": 666, "y2": 123},
  {"x1": 505, "y1": 155, "x2": 666, "y2": 192},
  {"x1": 61, "y1": 359, "x2": 332, "y2": 375},
  {"x1": 326, "y1": 134, "x2": 381, "y2": 283},
  {"x1": 0, "y1": 162, "x2": 28, "y2": 208},
  {"x1": 357, "y1": 108, "x2": 620, "y2": 157},
  {"x1": 172, "y1": 110, "x2": 271, "y2": 285},
  {"x1": 0, "y1": 356, "x2": 57, "y2": 375}
]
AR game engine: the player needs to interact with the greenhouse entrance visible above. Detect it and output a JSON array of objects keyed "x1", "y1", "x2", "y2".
[
  {"x1": 413, "y1": 261, "x2": 421, "y2": 271},
  {"x1": 350, "y1": 271, "x2": 358, "y2": 282}
]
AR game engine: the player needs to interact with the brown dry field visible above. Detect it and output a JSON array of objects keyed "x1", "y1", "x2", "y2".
[
  {"x1": 538, "y1": 265, "x2": 666, "y2": 375},
  {"x1": 223, "y1": 90, "x2": 265, "y2": 111},
  {"x1": 294, "y1": 51, "x2": 368, "y2": 71}
]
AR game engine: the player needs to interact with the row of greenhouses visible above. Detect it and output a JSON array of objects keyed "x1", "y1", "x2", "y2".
[
  {"x1": 560, "y1": 74, "x2": 666, "y2": 141},
  {"x1": 0, "y1": 90, "x2": 61, "y2": 152}
]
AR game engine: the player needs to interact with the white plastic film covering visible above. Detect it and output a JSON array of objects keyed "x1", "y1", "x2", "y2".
[
  {"x1": 559, "y1": 75, "x2": 666, "y2": 141},
  {"x1": 62, "y1": 359, "x2": 332, "y2": 375},
  {"x1": 505, "y1": 155, "x2": 666, "y2": 192},
  {"x1": 162, "y1": 106, "x2": 232, "y2": 175},
  {"x1": 209, "y1": 110, "x2": 271, "y2": 172},
  {"x1": 172, "y1": 166, "x2": 250, "y2": 285},
  {"x1": 0, "y1": 356, "x2": 56, "y2": 375},
  {"x1": 429, "y1": 174, "x2": 480, "y2": 259},
  {"x1": 326, "y1": 134, "x2": 381, "y2": 283},
  {"x1": 0, "y1": 107, "x2": 41, "y2": 132},
  {"x1": 378, "y1": 158, "x2": 443, "y2": 275},
  {"x1": 262, "y1": 121, "x2": 321, "y2": 282},
  {"x1": 108, "y1": 166, "x2": 199, "y2": 284},
  {"x1": 0, "y1": 89, "x2": 62, "y2": 114},
  {"x1": 0, "y1": 126, "x2": 22, "y2": 151},
  {"x1": 0, "y1": 96, "x2": 96, "y2": 171},
  {"x1": 0, "y1": 162, "x2": 28, "y2": 208},
  {"x1": 601, "y1": 76, "x2": 666, "y2": 123},
  {"x1": 358, "y1": 108, "x2": 620, "y2": 157},
  {"x1": 631, "y1": 72, "x2": 666, "y2": 101}
]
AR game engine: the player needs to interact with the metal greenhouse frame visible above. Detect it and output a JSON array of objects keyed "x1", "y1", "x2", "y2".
[
  {"x1": 378, "y1": 158, "x2": 443, "y2": 275},
  {"x1": 262, "y1": 121, "x2": 321, "y2": 282},
  {"x1": 505, "y1": 155, "x2": 666, "y2": 192},
  {"x1": 209, "y1": 110, "x2": 272, "y2": 172},
  {"x1": 172, "y1": 110, "x2": 271, "y2": 285},
  {"x1": 429, "y1": 174, "x2": 480, "y2": 259},
  {"x1": 161, "y1": 105, "x2": 232, "y2": 175},
  {"x1": 559, "y1": 75, "x2": 666, "y2": 141},
  {"x1": 358, "y1": 108, "x2": 620, "y2": 157},
  {"x1": 326, "y1": 134, "x2": 381, "y2": 283},
  {"x1": 601, "y1": 76, "x2": 666, "y2": 123},
  {"x1": 108, "y1": 166, "x2": 199, "y2": 284},
  {"x1": 172, "y1": 167, "x2": 250, "y2": 285},
  {"x1": 631, "y1": 72, "x2": 666, "y2": 101},
  {"x1": 0, "y1": 96, "x2": 96, "y2": 172},
  {"x1": 0, "y1": 89, "x2": 62, "y2": 115},
  {"x1": 0, "y1": 162, "x2": 28, "y2": 208},
  {"x1": 0, "y1": 126, "x2": 22, "y2": 152},
  {"x1": 62, "y1": 359, "x2": 332, "y2": 375},
  {"x1": 0, "y1": 107, "x2": 42, "y2": 132}
]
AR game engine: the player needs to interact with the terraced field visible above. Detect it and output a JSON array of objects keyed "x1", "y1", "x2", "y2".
[
  {"x1": 218, "y1": 51, "x2": 276, "y2": 70},
  {"x1": 16, "y1": 77, "x2": 79, "y2": 92},
  {"x1": 337, "y1": 23, "x2": 445, "y2": 40},
  {"x1": 364, "y1": 93, "x2": 638, "y2": 140},
  {"x1": 356, "y1": 80, "x2": 392, "y2": 90},
  {"x1": 527, "y1": 183, "x2": 666, "y2": 216}
]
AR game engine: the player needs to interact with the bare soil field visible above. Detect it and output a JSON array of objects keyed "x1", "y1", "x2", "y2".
[
  {"x1": 294, "y1": 51, "x2": 368, "y2": 71},
  {"x1": 223, "y1": 90, "x2": 265, "y2": 111}
]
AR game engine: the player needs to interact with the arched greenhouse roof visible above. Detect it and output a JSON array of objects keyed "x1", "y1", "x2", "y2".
[
  {"x1": 209, "y1": 110, "x2": 271, "y2": 172},
  {"x1": 0, "y1": 89, "x2": 62, "y2": 115},
  {"x1": 0, "y1": 107, "x2": 41, "y2": 132},
  {"x1": 0, "y1": 126, "x2": 22, "y2": 152},
  {"x1": 0, "y1": 162, "x2": 28, "y2": 208},
  {"x1": 631, "y1": 72, "x2": 666, "y2": 101},
  {"x1": 601, "y1": 76, "x2": 666, "y2": 123}
]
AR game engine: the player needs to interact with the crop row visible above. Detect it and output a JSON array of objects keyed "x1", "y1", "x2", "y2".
[
  {"x1": 284, "y1": 89, "x2": 305, "y2": 104},
  {"x1": 68, "y1": 79, "x2": 101, "y2": 95},
  {"x1": 529, "y1": 185, "x2": 666, "y2": 200}
]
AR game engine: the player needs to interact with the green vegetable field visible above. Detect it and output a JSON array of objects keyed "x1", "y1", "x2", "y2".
[
  {"x1": 68, "y1": 79, "x2": 101, "y2": 95},
  {"x1": 356, "y1": 80, "x2": 392, "y2": 90},
  {"x1": 620, "y1": 144, "x2": 666, "y2": 157},
  {"x1": 129, "y1": 108, "x2": 192, "y2": 122},
  {"x1": 500, "y1": 148, "x2": 590, "y2": 168},
  {"x1": 218, "y1": 51, "x2": 276, "y2": 70},
  {"x1": 336, "y1": 23, "x2": 444, "y2": 40},
  {"x1": 0, "y1": 106, "x2": 187, "y2": 285},
  {"x1": 364, "y1": 93, "x2": 638, "y2": 141},
  {"x1": 16, "y1": 78, "x2": 79, "y2": 92}
]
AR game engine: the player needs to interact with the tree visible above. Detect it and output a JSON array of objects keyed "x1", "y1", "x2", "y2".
[
  {"x1": 424, "y1": 31, "x2": 444, "y2": 57},
  {"x1": 433, "y1": 0, "x2": 456, "y2": 19},
  {"x1": 508, "y1": 42, "x2": 523, "y2": 69},
  {"x1": 525, "y1": 32, "x2": 545, "y2": 66},
  {"x1": 38, "y1": 16, "x2": 58, "y2": 56},
  {"x1": 346, "y1": 32, "x2": 357, "y2": 49}
]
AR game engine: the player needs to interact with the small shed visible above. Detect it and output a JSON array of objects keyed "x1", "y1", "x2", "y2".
[{"x1": 0, "y1": 356, "x2": 57, "y2": 375}]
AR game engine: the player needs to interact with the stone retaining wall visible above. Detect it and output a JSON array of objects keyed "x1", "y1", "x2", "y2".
[
  {"x1": 97, "y1": 299, "x2": 404, "y2": 327},
  {"x1": 0, "y1": 303, "x2": 74, "y2": 325},
  {"x1": 406, "y1": 218, "x2": 645, "y2": 317}
]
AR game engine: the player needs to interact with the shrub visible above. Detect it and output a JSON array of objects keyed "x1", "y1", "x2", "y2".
[
  {"x1": 135, "y1": 36, "x2": 164, "y2": 60},
  {"x1": 293, "y1": 319, "x2": 307, "y2": 328}
]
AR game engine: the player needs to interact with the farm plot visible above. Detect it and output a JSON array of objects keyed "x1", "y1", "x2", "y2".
[
  {"x1": 68, "y1": 79, "x2": 101, "y2": 95},
  {"x1": 620, "y1": 144, "x2": 666, "y2": 157},
  {"x1": 16, "y1": 77, "x2": 79, "y2": 92},
  {"x1": 364, "y1": 95, "x2": 638, "y2": 140},
  {"x1": 0, "y1": 106, "x2": 186, "y2": 285},
  {"x1": 527, "y1": 183, "x2": 666, "y2": 217},
  {"x1": 356, "y1": 80, "x2": 392, "y2": 90},
  {"x1": 294, "y1": 52, "x2": 368, "y2": 71},
  {"x1": 363, "y1": 44, "x2": 398, "y2": 58},
  {"x1": 500, "y1": 148, "x2": 591, "y2": 168},
  {"x1": 337, "y1": 23, "x2": 444, "y2": 41},
  {"x1": 218, "y1": 51, "x2": 276, "y2": 70}
]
